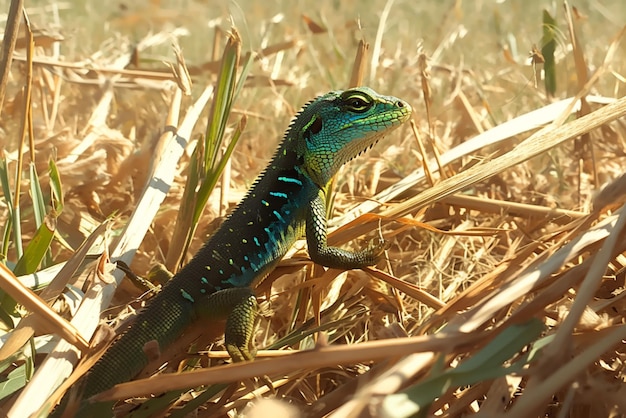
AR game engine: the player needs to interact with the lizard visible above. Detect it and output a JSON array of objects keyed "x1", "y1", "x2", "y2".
[{"x1": 51, "y1": 86, "x2": 412, "y2": 416}]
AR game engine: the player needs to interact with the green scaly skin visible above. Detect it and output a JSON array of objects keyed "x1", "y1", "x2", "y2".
[{"x1": 52, "y1": 87, "x2": 411, "y2": 416}]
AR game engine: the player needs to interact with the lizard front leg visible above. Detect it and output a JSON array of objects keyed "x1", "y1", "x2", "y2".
[{"x1": 306, "y1": 189, "x2": 385, "y2": 269}]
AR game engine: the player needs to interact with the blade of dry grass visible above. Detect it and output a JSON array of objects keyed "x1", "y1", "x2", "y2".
[
  {"x1": 0, "y1": 0, "x2": 22, "y2": 113},
  {"x1": 507, "y1": 324, "x2": 626, "y2": 418},
  {"x1": 8, "y1": 255, "x2": 117, "y2": 418},
  {"x1": 57, "y1": 81, "x2": 115, "y2": 166},
  {"x1": 516, "y1": 209, "x2": 626, "y2": 415},
  {"x1": 441, "y1": 194, "x2": 586, "y2": 223},
  {"x1": 377, "y1": 319, "x2": 544, "y2": 418},
  {"x1": 381, "y1": 95, "x2": 626, "y2": 220},
  {"x1": 364, "y1": 267, "x2": 444, "y2": 309},
  {"x1": 0, "y1": 220, "x2": 109, "y2": 361},
  {"x1": 327, "y1": 352, "x2": 435, "y2": 418},
  {"x1": 0, "y1": 263, "x2": 89, "y2": 351},
  {"x1": 368, "y1": 0, "x2": 395, "y2": 85},
  {"x1": 446, "y1": 212, "x2": 619, "y2": 334},
  {"x1": 93, "y1": 330, "x2": 486, "y2": 402},
  {"x1": 349, "y1": 39, "x2": 369, "y2": 88}
]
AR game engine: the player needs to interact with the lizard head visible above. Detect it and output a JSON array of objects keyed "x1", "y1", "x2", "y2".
[{"x1": 292, "y1": 86, "x2": 412, "y2": 187}]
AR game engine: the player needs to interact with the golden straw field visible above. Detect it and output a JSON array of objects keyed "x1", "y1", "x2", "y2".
[{"x1": 1, "y1": 0, "x2": 626, "y2": 416}]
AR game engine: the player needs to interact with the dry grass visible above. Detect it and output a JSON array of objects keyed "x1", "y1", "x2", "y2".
[{"x1": 1, "y1": 1, "x2": 626, "y2": 417}]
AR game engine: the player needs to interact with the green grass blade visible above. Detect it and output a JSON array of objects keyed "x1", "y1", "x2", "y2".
[
  {"x1": 232, "y1": 51, "x2": 255, "y2": 101},
  {"x1": 169, "y1": 149, "x2": 201, "y2": 268},
  {"x1": 1, "y1": 216, "x2": 11, "y2": 266},
  {"x1": 542, "y1": 9, "x2": 558, "y2": 97},
  {"x1": 1, "y1": 156, "x2": 23, "y2": 260},
  {"x1": 192, "y1": 115, "x2": 247, "y2": 223},
  {"x1": 48, "y1": 158, "x2": 64, "y2": 214},
  {"x1": 204, "y1": 31, "x2": 241, "y2": 169},
  {"x1": 0, "y1": 308, "x2": 14, "y2": 329},
  {"x1": 167, "y1": 29, "x2": 249, "y2": 269},
  {"x1": 27, "y1": 162, "x2": 53, "y2": 268},
  {"x1": 0, "y1": 156, "x2": 19, "y2": 321},
  {"x1": 12, "y1": 159, "x2": 62, "y2": 276},
  {"x1": 28, "y1": 163, "x2": 44, "y2": 231},
  {"x1": 10, "y1": 206, "x2": 23, "y2": 261},
  {"x1": 0, "y1": 156, "x2": 15, "y2": 262},
  {"x1": 0, "y1": 363, "x2": 27, "y2": 402},
  {"x1": 13, "y1": 214, "x2": 55, "y2": 276}
]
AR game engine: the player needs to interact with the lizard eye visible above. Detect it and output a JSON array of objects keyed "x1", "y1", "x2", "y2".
[
  {"x1": 348, "y1": 98, "x2": 367, "y2": 110},
  {"x1": 343, "y1": 93, "x2": 372, "y2": 113}
]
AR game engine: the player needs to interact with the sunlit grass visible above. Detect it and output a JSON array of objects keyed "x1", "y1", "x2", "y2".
[{"x1": 0, "y1": 0, "x2": 625, "y2": 416}]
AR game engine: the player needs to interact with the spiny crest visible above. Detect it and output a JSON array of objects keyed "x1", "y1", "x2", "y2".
[{"x1": 283, "y1": 92, "x2": 338, "y2": 141}]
